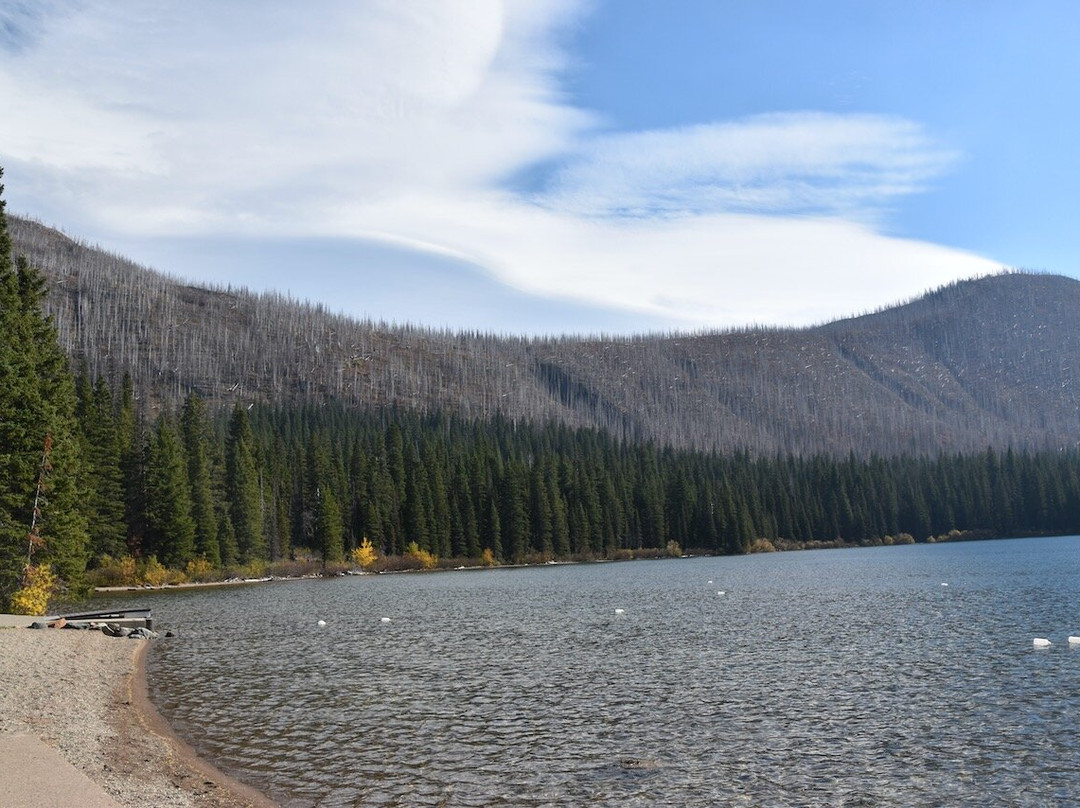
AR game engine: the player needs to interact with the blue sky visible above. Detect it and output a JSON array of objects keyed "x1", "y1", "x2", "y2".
[{"x1": 0, "y1": 1, "x2": 1072, "y2": 334}]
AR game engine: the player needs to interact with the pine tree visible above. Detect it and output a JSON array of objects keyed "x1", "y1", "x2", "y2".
[
  {"x1": 144, "y1": 415, "x2": 196, "y2": 568},
  {"x1": 307, "y1": 437, "x2": 344, "y2": 562},
  {"x1": 226, "y1": 403, "x2": 265, "y2": 563},
  {"x1": 217, "y1": 512, "x2": 239, "y2": 567},
  {"x1": 181, "y1": 392, "x2": 221, "y2": 565},
  {"x1": 78, "y1": 376, "x2": 128, "y2": 559},
  {"x1": 0, "y1": 168, "x2": 89, "y2": 608},
  {"x1": 314, "y1": 484, "x2": 344, "y2": 563},
  {"x1": 117, "y1": 372, "x2": 145, "y2": 553},
  {"x1": 499, "y1": 461, "x2": 529, "y2": 561}
]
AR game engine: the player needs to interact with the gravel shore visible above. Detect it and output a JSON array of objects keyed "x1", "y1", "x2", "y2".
[{"x1": 0, "y1": 626, "x2": 276, "y2": 808}]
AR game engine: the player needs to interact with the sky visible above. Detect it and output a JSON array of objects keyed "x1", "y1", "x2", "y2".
[{"x1": 0, "y1": 1, "x2": 1075, "y2": 336}]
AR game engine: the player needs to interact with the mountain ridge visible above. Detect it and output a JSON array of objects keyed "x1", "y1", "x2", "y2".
[{"x1": 10, "y1": 215, "x2": 1080, "y2": 456}]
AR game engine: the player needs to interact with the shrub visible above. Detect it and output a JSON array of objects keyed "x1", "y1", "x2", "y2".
[
  {"x1": 320, "y1": 561, "x2": 350, "y2": 577},
  {"x1": 89, "y1": 555, "x2": 139, "y2": 588},
  {"x1": 404, "y1": 541, "x2": 438, "y2": 570},
  {"x1": 185, "y1": 556, "x2": 216, "y2": 582},
  {"x1": 237, "y1": 559, "x2": 269, "y2": 579},
  {"x1": 10, "y1": 564, "x2": 55, "y2": 615},
  {"x1": 263, "y1": 559, "x2": 325, "y2": 579},
  {"x1": 350, "y1": 537, "x2": 378, "y2": 570},
  {"x1": 138, "y1": 556, "x2": 172, "y2": 586},
  {"x1": 665, "y1": 540, "x2": 683, "y2": 558},
  {"x1": 480, "y1": 548, "x2": 498, "y2": 567}
]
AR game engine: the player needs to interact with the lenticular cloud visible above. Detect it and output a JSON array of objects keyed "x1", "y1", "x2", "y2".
[{"x1": 536, "y1": 112, "x2": 959, "y2": 220}]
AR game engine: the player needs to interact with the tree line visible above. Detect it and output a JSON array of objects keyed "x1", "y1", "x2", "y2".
[
  {"x1": 20, "y1": 375, "x2": 1080, "y2": 602},
  {"x1": 104, "y1": 401, "x2": 1080, "y2": 572}
]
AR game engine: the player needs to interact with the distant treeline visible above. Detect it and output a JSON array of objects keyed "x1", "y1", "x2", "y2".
[{"x1": 107, "y1": 399, "x2": 1080, "y2": 572}]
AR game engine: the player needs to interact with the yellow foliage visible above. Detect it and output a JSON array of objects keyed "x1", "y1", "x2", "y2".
[
  {"x1": 11, "y1": 564, "x2": 55, "y2": 616},
  {"x1": 237, "y1": 559, "x2": 269, "y2": 579},
  {"x1": 350, "y1": 537, "x2": 379, "y2": 569},
  {"x1": 481, "y1": 548, "x2": 498, "y2": 567},
  {"x1": 405, "y1": 541, "x2": 438, "y2": 570},
  {"x1": 185, "y1": 556, "x2": 215, "y2": 581},
  {"x1": 139, "y1": 556, "x2": 170, "y2": 586},
  {"x1": 93, "y1": 554, "x2": 140, "y2": 587}
]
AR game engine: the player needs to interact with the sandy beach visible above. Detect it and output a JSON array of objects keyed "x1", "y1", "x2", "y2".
[{"x1": 0, "y1": 625, "x2": 276, "y2": 808}]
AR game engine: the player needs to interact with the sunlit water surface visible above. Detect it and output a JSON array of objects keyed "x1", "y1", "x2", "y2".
[{"x1": 116, "y1": 537, "x2": 1080, "y2": 806}]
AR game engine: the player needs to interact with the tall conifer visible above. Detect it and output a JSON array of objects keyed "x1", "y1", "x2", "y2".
[
  {"x1": 81, "y1": 377, "x2": 128, "y2": 559},
  {"x1": 0, "y1": 168, "x2": 89, "y2": 608},
  {"x1": 181, "y1": 392, "x2": 221, "y2": 565},
  {"x1": 144, "y1": 415, "x2": 196, "y2": 567},
  {"x1": 226, "y1": 403, "x2": 265, "y2": 563}
]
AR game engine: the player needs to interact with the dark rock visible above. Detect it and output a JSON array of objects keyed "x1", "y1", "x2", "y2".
[{"x1": 619, "y1": 758, "x2": 659, "y2": 771}]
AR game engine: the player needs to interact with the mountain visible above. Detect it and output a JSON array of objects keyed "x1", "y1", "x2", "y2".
[{"x1": 11, "y1": 215, "x2": 1080, "y2": 456}]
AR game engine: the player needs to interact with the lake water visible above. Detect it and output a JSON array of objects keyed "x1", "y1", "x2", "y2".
[{"x1": 121, "y1": 537, "x2": 1080, "y2": 806}]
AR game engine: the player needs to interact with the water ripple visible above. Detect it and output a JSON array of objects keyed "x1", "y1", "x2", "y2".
[{"x1": 133, "y1": 537, "x2": 1080, "y2": 807}]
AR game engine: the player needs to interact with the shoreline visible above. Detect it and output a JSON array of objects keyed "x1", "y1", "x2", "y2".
[
  {"x1": 0, "y1": 626, "x2": 277, "y2": 808},
  {"x1": 129, "y1": 641, "x2": 278, "y2": 808}
]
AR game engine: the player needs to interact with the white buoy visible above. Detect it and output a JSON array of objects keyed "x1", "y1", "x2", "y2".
[
  {"x1": 707, "y1": 580, "x2": 713, "y2": 585},
  {"x1": 614, "y1": 608, "x2": 625, "y2": 615},
  {"x1": 940, "y1": 582, "x2": 949, "y2": 587},
  {"x1": 1068, "y1": 636, "x2": 1080, "y2": 645},
  {"x1": 1033, "y1": 637, "x2": 1051, "y2": 648},
  {"x1": 380, "y1": 617, "x2": 391, "y2": 623},
  {"x1": 716, "y1": 591, "x2": 725, "y2": 596},
  {"x1": 317, "y1": 619, "x2": 327, "y2": 627}
]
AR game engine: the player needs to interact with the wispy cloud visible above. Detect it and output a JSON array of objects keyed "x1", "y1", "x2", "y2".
[
  {"x1": 538, "y1": 113, "x2": 960, "y2": 220},
  {"x1": 333, "y1": 191, "x2": 996, "y2": 327},
  {"x1": 0, "y1": 0, "x2": 1001, "y2": 331}
]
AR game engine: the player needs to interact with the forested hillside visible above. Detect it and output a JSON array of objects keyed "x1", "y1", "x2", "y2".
[
  {"x1": 12, "y1": 216, "x2": 1080, "y2": 456},
  {"x1": 6, "y1": 177, "x2": 1080, "y2": 613}
]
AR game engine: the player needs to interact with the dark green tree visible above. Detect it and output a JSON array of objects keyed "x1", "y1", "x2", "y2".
[
  {"x1": 0, "y1": 168, "x2": 89, "y2": 607},
  {"x1": 144, "y1": 415, "x2": 196, "y2": 567},
  {"x1": 181, "y1": 392, "x2": 221, "y2": 565},
  {"x1": 226, "y1": 403, "x2": 265, "y2": 563},
  {"x1": 76, "y1": 374, "x2": 128, "y2": 560}
]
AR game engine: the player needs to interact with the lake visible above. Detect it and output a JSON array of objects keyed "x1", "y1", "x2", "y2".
[{"x1": 119, "y1": 536, "x2": 1080, "y2": 806}]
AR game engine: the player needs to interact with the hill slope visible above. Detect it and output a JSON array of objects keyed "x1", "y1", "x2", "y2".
[{"x1": 11, "y1": 216, "x2": 1080, "y2": 456}]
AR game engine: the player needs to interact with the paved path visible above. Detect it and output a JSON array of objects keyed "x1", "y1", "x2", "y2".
[
  {"x1": 0, "y1": 618, "x2": 123, "y2": 805},
  {"x1": 0, "y1": 614, "x2": 39, "y2": 628},
  {"x1": 0, "y1": 734, "x2": 122, "y2": 808}
]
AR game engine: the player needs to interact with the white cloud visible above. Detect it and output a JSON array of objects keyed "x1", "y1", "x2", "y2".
[
  {"x1": 0, "y1": 0, "x2": 1003, "y2": 331},
  {"x1": 1, "y1": 1, "x2": 587, "y2": 228},
  {"x1": 539, "y1": 113, "x2": 960, "y2": 220},
  {"x1": 323, "y1": 190, "x2": 999, "y2": 327}
]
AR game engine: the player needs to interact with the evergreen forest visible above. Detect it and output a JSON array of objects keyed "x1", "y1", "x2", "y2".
[{"x1": 3, "y1": 168, "x2": 1080, "y2": 612}]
